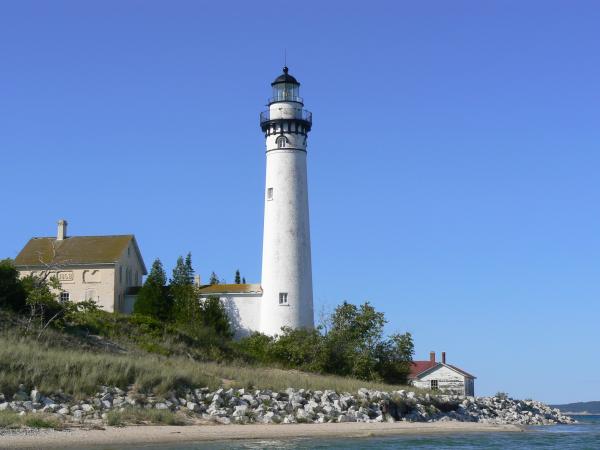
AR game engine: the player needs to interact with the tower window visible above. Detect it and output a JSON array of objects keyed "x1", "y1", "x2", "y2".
[
  {"x1": 60, "y1": 292, "x2": 70, "y2": 302},
  {"x1": 276, "y1": 136, "x2": 288, "y2": 148},
  {"x1": 279, "y1": 292, "x2": 288, "y2": 305},
  {"x1": 267, "y1": 188, "x2": 273, "y2": 201}
]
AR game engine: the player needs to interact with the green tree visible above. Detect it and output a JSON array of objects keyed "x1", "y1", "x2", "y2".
[
  {"x1": 321, "y1": 301, "x2": 388, "y2": 380},
  {"x1": 184, "y1": 253, "x2": 194, "y2": 284},
  {"x1": 242, "y1": 277, "x2": 246, "y2": 284},
  {"x1": 234, "y1": 270, "x2": 241, "y2": 284},
  {"x1": 171, "y1": 254, "x2": 198, "y2": 323},
  {"x1": 0, "y1": 259, "x2": 26, "y2": 311},
  {"x1": 209, "y1": 272, "x2": 220, "y2": 285},
  {"x1": 171, "y1": 256, "x2": 191, "y2": 286},
  {"x1": 200, "y1": 296, "x2": 233, "y2": 338},
  {"x1": 134, "y1": 259, "x2": 170, "y2": 320},
  {"x1": 374, "y1": 332, "x2": 414, "y2": 384}
]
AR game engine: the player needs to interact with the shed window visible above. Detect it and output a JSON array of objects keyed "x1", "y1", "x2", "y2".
[
  {"x1": 430, "y1": 380, "x2": 439, "y2": 390},
  {"x1": 60, "y1": 292, "x2": 70, "y2": 302},
  {"x1": 279, "y1": 292, "x2": 288, "y2": 305}
]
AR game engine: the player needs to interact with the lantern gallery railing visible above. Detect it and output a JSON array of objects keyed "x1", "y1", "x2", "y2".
[{"x1": 260, "y1": 109, "x2": 312, "y2": 127}]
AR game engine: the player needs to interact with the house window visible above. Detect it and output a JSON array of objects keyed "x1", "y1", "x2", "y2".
[
  {"x1": 267, "y1": 187, "x2": 273, "y2": 201},
  {"x1": 60, "y1": 292, "x2": 70, "y2": 302},
  {"x1": 279, "y1": 292, "x2": 288, "y2": 305},
  {"x1": 430, "y1": 380, "x2": 439, "y2": 390}
]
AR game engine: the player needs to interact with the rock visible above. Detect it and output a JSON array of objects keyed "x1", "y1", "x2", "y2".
[
  {"x1": 13, "y1": 391, "x2": 29, "y2": 402},
  {"x1": 232, "y1": 405, "x2": 248, "y2": 417},
  {"x1": 216, "y1": 416, "x2": 231, "y2": 425},
  {"x1": 0, "y1": 402, "x2": 10, "y2": 411},
  {"x1": 30, "y1": 389, "x2": 41, "y2": 403},
  {"x1": 187, "y1": 402, "x2": 201, "y2": 412},
  {"x1": 155, "y1": 403, "x2": 168, "y2": 410}
]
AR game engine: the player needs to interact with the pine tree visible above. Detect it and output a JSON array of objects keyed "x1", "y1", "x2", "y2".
[
  {"x1": 171, "y1": 256, "x2": 188, "y2": 286},
  {"x1": 234, "y1": 269, "x2": 241, "y2": 284},
  {"x1": 171, "y1": 253, "x2": 197, "y2": 322},
  {"x1": 242, "y1": 277, "x2": 246, "y2": 284},
  {"x1": 209, "y1": 272, "x2": 220, "y2": 285},
  {"x1": 134, "y1": 258, "x2": 170, "y2": 319},
  {"x1": 184, "y1": 252, "x2": 194, "y2": 285}
]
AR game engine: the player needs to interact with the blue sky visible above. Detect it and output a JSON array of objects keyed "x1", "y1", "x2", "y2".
[{"x1": 1, "y1": 1, "x2": 598, "y2": 404}]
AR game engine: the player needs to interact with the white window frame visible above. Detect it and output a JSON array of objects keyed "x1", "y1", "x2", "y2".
[
  {"x1": 60, "y1": 291, "x2": 70, "y2": 302},
  {"x1": 279, "y1": 292, "x2": 288, "y2": 305},
  {"x1": 430, "y1": 379, "x2": 439, "y2": 390}
]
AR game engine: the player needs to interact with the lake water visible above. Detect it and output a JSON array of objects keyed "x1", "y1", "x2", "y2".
[{"x1": 110, "y1": 415, "x2": 600, "y2": 449}]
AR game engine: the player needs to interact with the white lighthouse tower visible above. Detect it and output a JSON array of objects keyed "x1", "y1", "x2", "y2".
[{"x1": 259, "y1": 67, "x2": 314, "y2": 335}]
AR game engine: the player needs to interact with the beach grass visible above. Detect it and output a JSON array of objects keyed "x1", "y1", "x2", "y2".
[
  {"x1": 0, "y1": 335, "x2": 414, "y2": 398},
  {"x1": 106, "y1": 408, "x2": 186, "y2": 426},
  {"x1": 0, "y1": 410, "x2": 62, "y2": 429}
]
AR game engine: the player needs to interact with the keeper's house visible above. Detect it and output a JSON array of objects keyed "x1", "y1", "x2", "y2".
[
  {"x1": 409, "y1": 352, "x2": 476, "y2": 396},
  {"x1": 14, "y1": 219, "x2": 146, "y2": 313}
]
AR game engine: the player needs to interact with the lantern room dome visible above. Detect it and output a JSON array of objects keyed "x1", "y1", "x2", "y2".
[{"x1": 271, "y1": 66, "x2": 300, "y2": 86}]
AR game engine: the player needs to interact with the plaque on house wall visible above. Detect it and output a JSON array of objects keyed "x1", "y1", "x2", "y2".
[
  {"x1": 83, "y1": 269, "x2": 101, "y2": 283},
  {"x1": 57, "y1": 271, "x2": 74, "y2": 283}
]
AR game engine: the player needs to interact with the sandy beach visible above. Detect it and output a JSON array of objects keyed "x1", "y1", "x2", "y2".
[{"x1": 0, "y1": 421, "x2": 524, "y2": 449}]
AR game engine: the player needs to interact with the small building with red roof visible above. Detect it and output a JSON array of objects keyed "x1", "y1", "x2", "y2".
[{"x1": 409, "y1": 351, "x2": 476, "y2": 396}]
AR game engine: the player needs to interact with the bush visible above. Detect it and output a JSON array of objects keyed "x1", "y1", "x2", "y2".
[
  {"x1": 0, "y1": 410, "x2": 21, "y2": 428},
  {"x1": 105, "y1": 408, "x2": 185, "y2": 426},
  {"x1": 0, "y1": 259, "x2": 26, "y2": 312},
  {"x1": 235, "y1": 302, "x2": 414, "y2": 384}
]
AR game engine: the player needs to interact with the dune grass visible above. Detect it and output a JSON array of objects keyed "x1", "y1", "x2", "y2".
[
  {"x1": 0, "y1": 335, "x2": 414, "y2": 398},
  {"x1": 105, "y1": 408, "x2": 186, "y2": 426},
  {"x1": 0, "y1": 410, "x2": 62, "y2": 429}
]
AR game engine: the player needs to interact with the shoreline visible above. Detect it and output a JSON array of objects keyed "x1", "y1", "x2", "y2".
[{"x1": 0, "y1": 422, "x2": 524, "y2": 449}]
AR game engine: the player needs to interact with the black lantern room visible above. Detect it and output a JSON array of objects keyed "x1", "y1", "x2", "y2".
[{"x1": 270, "y1": 67, "x2": 302, "y2": 104}]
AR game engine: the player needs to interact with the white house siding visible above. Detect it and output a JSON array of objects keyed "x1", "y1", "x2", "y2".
[
  {"x1": 199, "y1": 293, "x2": 262, "y2": 338},
  {"x1": 413, "y1": 365, "x2": 475, "y2": 396}
]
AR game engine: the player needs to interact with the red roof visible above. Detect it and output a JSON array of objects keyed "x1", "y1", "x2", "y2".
[
  {"x1": 409, "y1": 361, "x2": 476, "y2": 379},
  {"x1": 409, "y1": 361, "x2": 437, "y2": 379}
]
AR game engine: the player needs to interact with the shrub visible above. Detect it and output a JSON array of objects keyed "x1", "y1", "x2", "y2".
[
  {"x1": 0, "y1": 410, "x2": 21, "y2": 428},
  {"x1": 23, "y1": 415, "x2": 62, "y2": 429},
  {"x1": 0, "y1": 259, "x2": 26, "y2": 312}
]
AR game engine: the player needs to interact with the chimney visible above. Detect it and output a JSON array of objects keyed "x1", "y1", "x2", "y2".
[
  {"x1": 430, "y1": 351, "x2": 436, "y2": 363},
  {"x1": 57, "y1": 219, "x2": 68, "y2": 241},
  {"x1": 442, "y1": 352, "x2": 446, "y2": 364}
]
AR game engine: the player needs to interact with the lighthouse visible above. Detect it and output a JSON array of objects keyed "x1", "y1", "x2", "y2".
[{"x1": 259, "y1": 67, "x2": 314, "y2": 335}]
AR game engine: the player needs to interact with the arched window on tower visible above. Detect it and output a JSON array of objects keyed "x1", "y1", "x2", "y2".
[{"x1": 276, "y1": 136, "x2": 288, "y2": 148}]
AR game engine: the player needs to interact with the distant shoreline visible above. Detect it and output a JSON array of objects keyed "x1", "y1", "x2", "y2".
[{"x1": 0, "y1": 422, "x2": 524, "y2": 449}]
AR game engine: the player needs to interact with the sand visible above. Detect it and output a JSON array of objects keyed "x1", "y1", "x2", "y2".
[{"x1": 0, "y1": 421, "x2": 524, "y2": 449}]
